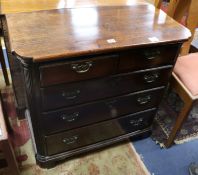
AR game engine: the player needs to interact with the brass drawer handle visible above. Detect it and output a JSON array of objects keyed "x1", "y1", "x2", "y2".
[
  {"x1": 61, "y1": 112, "x2": 79, "y2": 122},
  {"x1": 62, "y1": 90, "x2": 80, "y2": 100},
  {"x1": 62, "y1": 135, "x2": 78, "y2": 145},
  {"x1": 144, "y1": 50, "x2": 160, "y2": 60},
  {"x1": 71, "y1": 61, "x2": 93, "y2": 73},
  {"x1": 130, "y1": 118, "x2": 144, "y2": 126},
  {"x1": 137, "y1": 95, "x2": 151, "y2": 105},
  {"x1": 144, "y1": 73, "x2": 159, "y2": 83}
]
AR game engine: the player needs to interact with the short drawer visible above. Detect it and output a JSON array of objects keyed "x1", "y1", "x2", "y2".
[
  {"x1": 45, "y1": 109, "x2": 156, "y2": 156},
  {"x1": 119, "y1": 44, "x2": 180, "y2": 72},
  {"x1": 41, "y1": 87, "x2": 164, "y2": 134},
  {"x1": 41, "y1": 66, "x2": 171, "y2": 111},
  {"x1": 40, "y1": 54, "x2": 119, "y2": 87}
]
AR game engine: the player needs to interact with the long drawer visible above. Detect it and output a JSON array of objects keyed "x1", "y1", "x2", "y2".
[
  {"x1": 40, "y1": 54, "x2": 119, "y2": 87},
  {"x1": 119, "y1": 44, "x2": 179, "y2": 72},
  {"x1": 39, "y1": 44, "x2": 179, "y2": 87},
  {"x1": 41, "y1": 87, "x2": 164, "y2": 134},
  {"x1": 45, "y1": 109, "x2": 156, "y2": 156},
  {"x1": 41, "y1": 66, "x2": 172, "y2": 111}
]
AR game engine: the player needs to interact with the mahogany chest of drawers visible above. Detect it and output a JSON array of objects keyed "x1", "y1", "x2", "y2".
[{"x1": 4, "y1": 5, "x2": 190, "y2": 168}]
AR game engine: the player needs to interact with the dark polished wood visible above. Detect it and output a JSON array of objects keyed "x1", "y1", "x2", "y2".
[
  {"x1": 45, "y1": 109, "x2": 156, "y2": 156},
  {"x1": 6, "y1": 5, "x2": 190, "y2": 62},
  {"x1": 42, "y1": 87, "x2": 164, "y2": 134},
  {"x1": 1, "y1": 16, "x2": 27, "y2": 117},
  {"x1": 40, "y1": 54, "x2": 119, "y2": 87},
  {"x1": 41, "y1": 66, "x2": 171, "y2": 111},
  {"x1": 0, "y1": 0, "x2": 153, "y2": 14},
  {"x1": 2, "y1": 4, "x2": 191, "y2": 120},
  {"x1": 0, "y1": 1, "x2": 156, "y2": 118},
  {"x1": 3, "y1": 5, "x2": 190, "y2": 168},
  {"x1": 119, "y1": 44, "x2": 180, "y2": 72}
]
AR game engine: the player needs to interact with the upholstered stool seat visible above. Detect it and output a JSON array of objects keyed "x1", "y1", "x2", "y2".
[
  {"x1": 154, "y1": 0, "x2": 198, "y2": 148},
  {"x1": 174, "y1": 53, "x2": 198, "y2": 96}
]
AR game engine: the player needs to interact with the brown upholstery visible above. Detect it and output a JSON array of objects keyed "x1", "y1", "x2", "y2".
[{"x1": 174, "y1": 53, "x2": 198, "y2": 96}]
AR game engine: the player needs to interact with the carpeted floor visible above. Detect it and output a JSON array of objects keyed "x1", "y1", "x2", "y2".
[
  {"x1": 1, "y1": 82, "x2": 198, "y2": 175},
  {"x1": 0, "y1": 86, "x2": 150, "y2": 175},
  {"x1": 134, "y1": 137, "x2": 198, "y2": 175},
  {"x1": 152, "y1": 89, "x2": 198, "y2": 147},
  {"x1": 1, "y1": 2, "x2": 198, "y2": 173},
  {"x1": 19, "y1": 142, "x2": 149, "y2": 175},
  {"x1": 1, "y1": 76, "x2": 198, "y2": 174}
]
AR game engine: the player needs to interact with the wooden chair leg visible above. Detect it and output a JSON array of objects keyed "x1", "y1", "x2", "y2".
[
  {"x1": 1, "y1": 139, "x2": 20, "y2": 175},
  {"x1": 165, "y1": 99, "x2": 193, "y2": 148},
  {"x1": 154, "y1": 0, "x2": 163, "y2": 8},
  {"x1": 0, "y1": 42, "x2": 10, "y2": 86},
  {"x1": 180, "y1": 0, "x2": 198, "y2": 55},
  {"x1": 171, "y1": 0, "x2": 190, "y2": 21},
  {"x1": 0, "y1": 92, "x2": 12, "y2": 133},
  {"x1": 165, "y1": 74, "x2": 194, "y2": 147},
  {"x1": 167, "y1": 0, "x2": 180, "y2": 18}
]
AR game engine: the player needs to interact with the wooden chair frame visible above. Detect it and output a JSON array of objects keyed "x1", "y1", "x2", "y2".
[
  {"x1": 155, "y1": 0, "x2": 198, "y2": 55},
  {"x1": 0, "y1": 93, "x2": 20, "y2": 175},
  {"x1": 165, "y1": 73, "x2": 198, "y2": 147},
  {"x1": 154, "y1": 0, "x2": 198, "y2": 147}
]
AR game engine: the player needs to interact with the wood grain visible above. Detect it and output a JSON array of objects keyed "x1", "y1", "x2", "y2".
[
  {"x1": 5, "y1": 5, "x2": 190, "y2": 62},
  {"x1": 0, "y1": 0, "x2": 153, "y2": 14},
  {"x1": 45, "y1": 109, "x2": 155, "y2": 155},
  {"x1": 41, "y1": 88, "x2": 164, "y2": 134}
]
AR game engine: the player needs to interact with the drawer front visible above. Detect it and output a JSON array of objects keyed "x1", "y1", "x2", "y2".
[
  {"x1": 45, "y1": 109, "x2": 156, "y2": 156},
  {"x1": 41, "y1": 87, "x2": 164, "y2": 134},
  {"x1": 41, "y1": 66, "x2": 171, "y2": 111},
  {"x1": 119, "y1": 44, "x2": 179, "y2": 72},
  {"x1": 40, "y1": 54, "x2": 119, "y2": 87}
]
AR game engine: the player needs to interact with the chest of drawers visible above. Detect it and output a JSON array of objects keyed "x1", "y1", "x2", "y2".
[{"x1": 4, "y1": 5, "x2": 190, "y2": 168}]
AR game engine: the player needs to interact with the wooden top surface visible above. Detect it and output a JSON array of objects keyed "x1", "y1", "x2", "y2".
[
  {"x1": 0, "y1": 0, "x2": 152, "y2": 14},
  {"x1": 6, "y1": 5, "x2": 191, "y2": 62}
]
